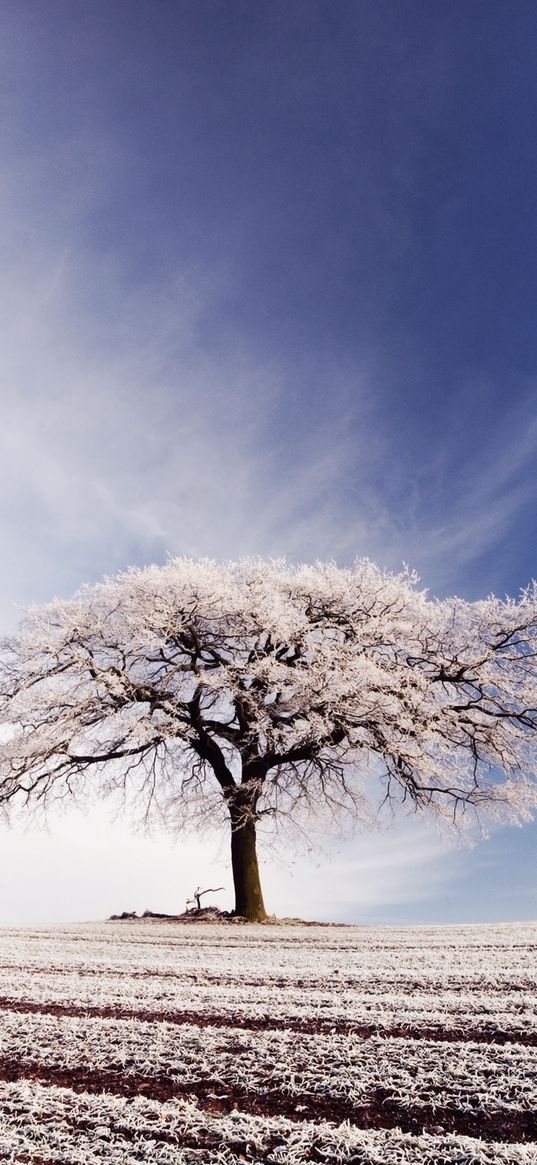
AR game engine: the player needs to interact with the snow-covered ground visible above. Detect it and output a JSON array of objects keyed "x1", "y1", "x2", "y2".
[{"x1": 0, "y1": 919, "x2": 535, "y2": 1163}]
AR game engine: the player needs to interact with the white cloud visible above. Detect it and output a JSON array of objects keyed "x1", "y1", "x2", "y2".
[
  {"x1": 0, "y1": 806, "x2": 461, "y2": 927},
  {"x1": 2, "y1": 172, "x2": 535, "y2": 633},
  {"x1": 0, "y1": 202, "x2": 389, "y2": 627},
  {"x1": 265, "y1": 838, "x2": 459, "y2": 923},
  {"x1": 0, "y1": 809, "x2": 229, "y2": 926}
]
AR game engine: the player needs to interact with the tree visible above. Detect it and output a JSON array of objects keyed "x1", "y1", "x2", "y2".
[{"x1": 0, "y1": 556, "x2": 537, "y2": 921}]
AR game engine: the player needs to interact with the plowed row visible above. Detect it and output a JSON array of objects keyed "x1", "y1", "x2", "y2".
[
  {"x1": 2, "y1": 995, "x2": 536, "y2": 1045},
  {"x1": 1, "y1": 1055, "x2": 536, "y2": 1142}
]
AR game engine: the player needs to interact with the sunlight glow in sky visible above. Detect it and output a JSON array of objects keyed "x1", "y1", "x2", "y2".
[{"x1": 1, "y1": 1, "x2": 536, "y2": 924}]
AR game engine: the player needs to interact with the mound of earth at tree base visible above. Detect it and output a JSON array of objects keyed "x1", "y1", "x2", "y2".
[{"x1": 107, "y1": 908, "x2": 345, "y2": 926}]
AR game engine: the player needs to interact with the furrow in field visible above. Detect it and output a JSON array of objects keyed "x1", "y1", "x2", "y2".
[
  {"x1": 4, "y1": 1157, "x2": 55, "y2": 1165},
  {"x1": 0, "y1": 1009, "x2": 535, "y2": 1133},
  {"x1": 2, "y1": 963, "x2": 536, "y2": 1039},
  {"x1": 0, "y1": 1056, "x2": 535, "y2": 1144},
  {"x1": 1, "y1": 1082, "x2": 536, "y2": 1165},
  {"x1": 1, "y1": 995, "x2": 536, "y2": 1046},
  {"x1": 2, "y1": 963, "x2": 536, "y2": 992}
]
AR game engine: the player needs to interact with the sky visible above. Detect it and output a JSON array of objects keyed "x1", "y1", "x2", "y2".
[{"x1": 0, "y1": 0, "x2": 536, "y2": 925}]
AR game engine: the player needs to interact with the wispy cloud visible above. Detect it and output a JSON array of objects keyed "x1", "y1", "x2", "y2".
[
  {"x1": 0, "y1": 197, "x2": 386, "y2": 623},
  {"x1": 2, "y1": 225, "x2": 535, "y2": 629},
  {"x1": 261, "y1": 818, "x2": 462, "y2": 922},
  {"x1": 388, "y1": 388, "x2": 537, "y2": 597}
]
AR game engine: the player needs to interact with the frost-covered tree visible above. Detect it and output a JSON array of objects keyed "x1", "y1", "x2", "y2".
[{"x1": 1, "y1": 557, "x2": 537, "y2": 921}]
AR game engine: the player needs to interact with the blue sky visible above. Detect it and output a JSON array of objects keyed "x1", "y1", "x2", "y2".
[{"x1": 0, "y1": 1, "x2": 536, "y2": 924}]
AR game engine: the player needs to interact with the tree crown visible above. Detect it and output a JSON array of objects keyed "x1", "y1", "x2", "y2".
[{"x1": 1, "y1": 556, "x2": 537, "y2": 834}]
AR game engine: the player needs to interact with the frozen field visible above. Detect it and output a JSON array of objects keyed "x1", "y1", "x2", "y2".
[{"x1": 0, "y1": 919, "x2": 535, "y2": 1163}]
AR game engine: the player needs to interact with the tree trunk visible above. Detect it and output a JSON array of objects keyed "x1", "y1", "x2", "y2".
[{"x1": 229, "y1": 807, "x2": 267, "y2": 921}]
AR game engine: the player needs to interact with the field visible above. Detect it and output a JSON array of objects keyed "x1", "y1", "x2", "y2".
[{"x1": 0, "y1": 920, "x2": 535, "y2": 1163}]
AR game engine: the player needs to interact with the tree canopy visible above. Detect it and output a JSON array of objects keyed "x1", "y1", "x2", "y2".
[{"x1": 1, "y1": 557, "x2": 537, "y2": 919}]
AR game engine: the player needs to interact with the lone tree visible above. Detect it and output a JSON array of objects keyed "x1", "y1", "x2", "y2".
[{"x1": 1, "y1": 557, "x2": 537, "y2": 921}]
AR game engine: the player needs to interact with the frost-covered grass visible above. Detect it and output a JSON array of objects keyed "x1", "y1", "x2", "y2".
[
  {"x1": 1, "y1": 968, "x2": 535, "y2": 1037},
  {"x1": 0, "y1": 920, "x2": 535, "y2": 1163},
  {"x1": 1, "y1": 920, "x2": 535, "y2": 1036},
  {"x1": 1, "y1": 1009, "x2": 535, "y2": 1115},
  {"x1": 0, "y1": 1081, "x2": 535, "y2": 1165}
]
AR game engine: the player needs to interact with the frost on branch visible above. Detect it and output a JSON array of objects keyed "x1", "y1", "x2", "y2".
[{"x1": 0, "y1": 556, "x2": 536, "y2": 899}]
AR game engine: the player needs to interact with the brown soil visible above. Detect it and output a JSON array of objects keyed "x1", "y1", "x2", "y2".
[
  {"x1": 0, "y1": 1056, "x2": 534, "y2": 1144},
  {"x1": 0, "y1": 996, "x2": 534, "y2": 1046},
  {"x1": 10, "y1": 1158, "x2": 55, "y2": 1165}
]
